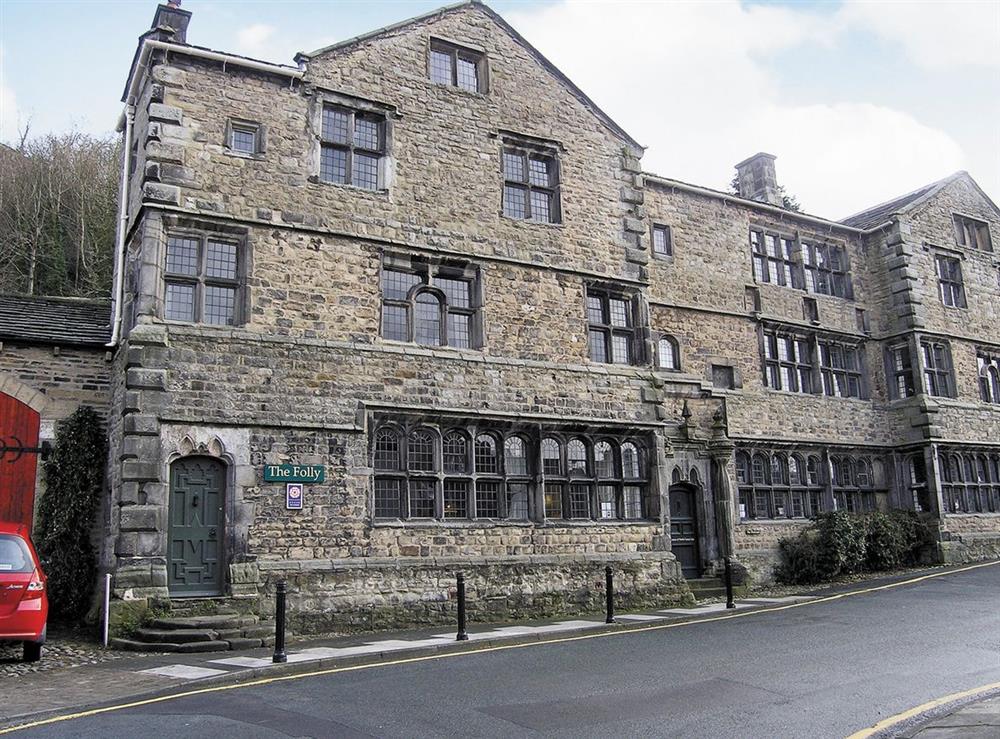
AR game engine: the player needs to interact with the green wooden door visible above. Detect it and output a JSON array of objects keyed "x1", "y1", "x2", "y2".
[{"x1": 168, "y1": 456, "x2": 225, "y2": 596}]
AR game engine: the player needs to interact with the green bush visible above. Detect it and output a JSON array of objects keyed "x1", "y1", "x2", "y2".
[
  {"x1": 776, "y1": 510, "x2": 933, "y2": 585},
  {"x1": 35, "y1": 406, "x2": 107, "y2": 621}
]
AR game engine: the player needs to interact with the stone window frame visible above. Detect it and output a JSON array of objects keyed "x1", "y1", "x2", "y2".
[
  {"x1": 939, "y1": 449, "x2": 1000, "y2": 514},
  {"x1": 310, "y1": 90, "x2": 395, "y2": 193},
  {"x1": 224, "y1": 118, "x2": 265, "y2": 158},
  {"x1": 760, "y1": 324, "x2": 867, "y2": 399},
  {"x1": 920, "y1": 338, "x2": 955, "y2": 398},
  {"x1": 952, "y1": 213, "x2": 993, "y2": 253},
  {"x1": 736, "y1": 449, "x2": 825, "y2": 521},
  {"x1": 977, "y1": 351, "x2": 1000, "y2": 404},
  {"x1": 749, "y1": 227, "x2": 855, "y2": 300},
  {"x1": 709, "y1": 361, "x2": 740, "y2": 390},
  {"x1": 498, "y1": 132, "x2": 562, "y2": 225},
  {"x1": 370, "y1": 417, "x2": 655, "y2": 525},
  {"x1": 656, "y1": 334, "x2": 681, "y2": 371},
  {"x1": 427, "y1": 37, "x2": 488, "y2": 94},
  {"x1": 651, "y1": 223, "x2": 673, "y2": 260},
  {"x1": 934, "y1": 253, "x2": 967, "y2": 309},
  {"x1": 885, "y1": 340, "x2": 916, "y2": 400},
  {"x1": 539, "y1": 434, "x2": 650, "y2": 522},
  {"x1": 379, "y1": 253, "x2": 483, "y2": 350},
  {"x1": 586, "y1": 284, "x2": 645, "y2": 366},
  {"x1": 830, "y1": 455, "x2": 880, "y2": 513},
  {"x1": 160, "y1": 220, "x2": 249, "y2": 328}
]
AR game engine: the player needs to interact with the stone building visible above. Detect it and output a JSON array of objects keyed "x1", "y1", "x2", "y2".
[
  {"x1": 98, "y1": 1, "x2": 999, "y2": 631},
  {"x1": 0, "y1": 295, "x2": 112, "y2": 527}
]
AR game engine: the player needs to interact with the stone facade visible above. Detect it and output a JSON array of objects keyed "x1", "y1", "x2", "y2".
[{"x1": 100, "y1": 2, "x2": 999, "y2": 631}]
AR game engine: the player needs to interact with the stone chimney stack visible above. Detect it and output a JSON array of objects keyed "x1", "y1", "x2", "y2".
[
  {"x1": 735, "y1": 152, "x2": 781, "y2": 206},
  {"x1": 151, "y1": 1, "x2": 191, "y2": 44}
]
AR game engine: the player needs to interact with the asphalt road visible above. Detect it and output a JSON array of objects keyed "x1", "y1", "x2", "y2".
[{"x1": 13, "y1": 566, "x2": 1000, "y2": 738}]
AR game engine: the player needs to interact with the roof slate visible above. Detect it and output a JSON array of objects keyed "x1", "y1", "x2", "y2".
[
  {"x1": 839, "y1": 177, "x2": 954, "y2": 230},
  {"x1": 0, "y1": 295, "x2": 111, "y2": 347}
]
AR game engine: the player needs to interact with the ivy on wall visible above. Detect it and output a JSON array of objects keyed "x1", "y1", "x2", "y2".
[{"x1": 36, "y1": 406, "x2": 107, "y2": 621}]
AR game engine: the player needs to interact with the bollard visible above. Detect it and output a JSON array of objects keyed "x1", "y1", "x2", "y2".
[
  {"x1": 724, "y1": 556, "x2": 736, "y2": 609},
  {"x1": 273, "y1": 580, "x2": 288, "y2": 663},
  {"x1": 456, "y1": 573, "x2": 469, "y2": 641},
  {"x1": 605, "y1": 566, "x2": 616, "y2": 624}
]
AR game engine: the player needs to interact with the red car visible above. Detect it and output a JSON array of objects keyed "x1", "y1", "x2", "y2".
[{"x1": 0, "y1": 523, "x2": 47, "y2": 662}]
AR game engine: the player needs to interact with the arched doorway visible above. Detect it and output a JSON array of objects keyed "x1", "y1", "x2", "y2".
[
  {"x1": 0, "y1": 393, "x2": 41, "y2": 528},
  {"x1": 168, "y1": 456, "x2": 225, "y2": 596},
  {"x1": 669, "y1": 483, "x2": 701, "y2": 578}
]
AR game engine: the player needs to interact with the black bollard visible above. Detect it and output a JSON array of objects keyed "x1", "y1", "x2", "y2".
[
  {"x1": 456, "y1": 573, "x2": 469, "y2": 641},
  {"x1": 605, "y1": 566, "x2": 616, "y2": 624},
  {"x1": 273, "y1": 580, "x2": 288, "y2": 663},
  {"x1": 724, "y1": 556, "x2": 736, "y2": 609}
]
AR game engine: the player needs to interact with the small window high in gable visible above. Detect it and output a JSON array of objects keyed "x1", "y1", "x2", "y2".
[
  {"x1": 953, "y1": 214, "x2": 993, "y2": 252},
  {"x1": 429, "y1": 39, "x2": 486, "y2": 93}
]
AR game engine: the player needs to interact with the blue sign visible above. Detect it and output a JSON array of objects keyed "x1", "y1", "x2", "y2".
[{"x1": 286, "y1": 483, "x2": 303, "y2": 510}]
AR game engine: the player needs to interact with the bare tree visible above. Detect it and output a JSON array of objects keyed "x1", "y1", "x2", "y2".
[{"x1": 0, "y1": 130, "x2": 119, "y2": 297}]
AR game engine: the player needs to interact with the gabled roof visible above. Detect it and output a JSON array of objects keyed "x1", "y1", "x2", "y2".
[
  {"x1": 840, "y1": 172, "x2": 967, "y2": 230},
  {"x1": 0, "y1": 295, "x2": 111, "y2": 347},
  {"x1": 295, "y1": 0, "x2": 642, "y2": 151}
]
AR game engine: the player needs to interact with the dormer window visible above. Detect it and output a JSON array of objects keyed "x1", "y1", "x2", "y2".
[{"x1": 429, "y1": 39, "x2": 485, "y2": 93}]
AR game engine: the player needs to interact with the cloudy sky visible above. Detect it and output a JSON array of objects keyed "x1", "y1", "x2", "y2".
[{"x1": 1, "y1": 0, "x2": 997, "y2": 219}]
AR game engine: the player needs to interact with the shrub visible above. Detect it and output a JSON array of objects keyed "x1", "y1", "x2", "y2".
[
  {"x1": 35, "y1": 406, "x2": 107, "y2": 621},
  {"x1": 776, "y1": 510, "x2": 933, "y2": 585}
]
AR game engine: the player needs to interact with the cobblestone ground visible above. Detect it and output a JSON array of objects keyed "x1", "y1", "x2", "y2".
[{"x1": 0, "y1": 626, "x2": 127, "y2": 679}]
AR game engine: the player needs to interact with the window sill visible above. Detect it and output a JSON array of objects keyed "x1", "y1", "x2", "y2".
[
  {"x1": 739, "y1": 518, "x2": 813, "y2": 525},
  {"x1": 760, "y1": 388, "x2": 870, "y2": 403},
  {"x1": 428, "y1": 80, "x2": 487, "y2": 98},
  {"x1": 377, "y1": 338, "x2": 484, "y2": 356},
  {"x1": 224, "y1": 150, "x2": 264, "y2": 161},
  {"x1": 499, "y1": 214, "x2": 564, "y2": 229},
  {"x1": 944, "y1": 511, "x2": 1000, "y2": 517},
  {"x1": 161, "y1": 318, "x2": 243, "y2": 330},
  {"x1": 313, "y1": 179, "x2": 390, "y2": 197},
  {"x1": 372, "y1": 518, "x2": 657, "y2": 528}
]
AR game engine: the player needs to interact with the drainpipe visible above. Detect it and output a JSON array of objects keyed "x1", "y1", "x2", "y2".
[{"x1": 107, "y1": 105, "x2": 134, "y2": 348}]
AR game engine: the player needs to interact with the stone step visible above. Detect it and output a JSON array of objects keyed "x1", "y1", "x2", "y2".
[
  {"x1": 110, "y1": 638, "x2": 181, "y2": 653},
  {"x1": 133, "y1": 627, "x2": 219, "y2": 644},
  {"x1": 226, "y1": 637, "x2": 264, "y2": 651},
  {"x1": 151, "y1": 615, "x2": 244, "y2": 631},
  {"x1": 175, "y1": 640, "x2": 232, "y2": 654},
  {"x1": 240, "y1": 625, "x2": 276, "y2": 640}
]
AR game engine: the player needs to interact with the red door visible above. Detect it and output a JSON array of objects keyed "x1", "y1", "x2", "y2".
[{"x1": 0, "y1": 393, "x2": 41, "y2": 528}]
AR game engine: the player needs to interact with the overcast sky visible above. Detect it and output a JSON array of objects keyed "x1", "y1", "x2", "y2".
[{"x1": 2, "y1": 0, "x2": 997, "y2": 219}]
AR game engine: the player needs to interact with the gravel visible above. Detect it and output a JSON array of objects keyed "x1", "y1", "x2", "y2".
[{"x1": 0, "y1": 626, "x2": 126, "y2": 679}]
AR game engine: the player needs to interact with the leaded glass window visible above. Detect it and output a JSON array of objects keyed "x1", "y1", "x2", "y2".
[
  {"x1": 163, "y1": 233, "x2": 242, "y2": 326},
  {"x1": 320, "y1": 105, "x2": 385, "y2": 191}
]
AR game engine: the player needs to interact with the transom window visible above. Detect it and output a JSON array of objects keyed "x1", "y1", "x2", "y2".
[
  {"x1": 587, "y1": 288, "x2": 639, "y2": 365},
  {"x1": 749, "y1": 229, "x2": 853, "y2": 299},
  {"x1": 953, "y1": 214, "x2": 993, "y2": 252},
  {"x1": 801, "y1": 241, "x2": 852, "y2": 298},
  {"x1": 935, "y1": 255, "x2": 966, "y2": 308},
  {"x1": 940, "y1": 450, "x2": 1000, "y2": 513},
  {"x1": 978, "y1": 353, "x2": 1000, "y2": 404},
  {"x1": 502, "y1": 146, "x2": 560, "y2": 224},
  {"x1": 818, "y1": 340, "x2": 863, "y2": 398},
  {"x1": 887, "y1": 343, "x2": 915, "y2": 399},
  {"x1": 751, "y1": 230, "x2": 798, "y2": 288},
  {"x1": 372, "y1": 419, "x2": 652, "y2": 523},
  {"x1": 652, "y1": 224, "x2": 673, "y2": 258},
  {"x1": 762, "y1": 328, "x2": 813, "y2": 394},
  {"x1": 320, "y1": 105, "x2": 385, "y2": 191},
  {"x1": 736, "y1": 449, "x2": 825, "y2": 520},
  {"x1": 429, "y1": 39, "x2": 485, "y2": 93},
  {"x1": 921, "y1": 340, "x2": 954, "y2": 397},
  {"x1": 380, "y1": 257, "x2": 479, "y2": 349},
  {"x1": 163, "y1": 233, "x2": 241, "y2": 326}
]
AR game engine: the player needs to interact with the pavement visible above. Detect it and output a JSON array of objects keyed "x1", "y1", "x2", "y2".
[
  {"x1": 0, "y1": 567, "x2": 1000, "y2": 739},
  {"x1": 894, "y1": 693, "x2": 1000, "y2": 739}
]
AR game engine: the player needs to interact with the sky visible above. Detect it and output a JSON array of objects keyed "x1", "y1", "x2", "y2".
[{"x1": 1, "y1": 0, "x2": 998, "y2": 220}]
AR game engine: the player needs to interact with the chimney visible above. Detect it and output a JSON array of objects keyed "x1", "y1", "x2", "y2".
[
  {"x1": 151, "y1": 1, "x2": 191, "y2": 44},
  {"x1": 735, "y1": 152, "x2": 781, "y2": 206}
]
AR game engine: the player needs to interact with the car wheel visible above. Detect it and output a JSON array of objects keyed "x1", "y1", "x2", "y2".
[{"x1": 23, "y1": 640, "x2": 42, "y2": 663}]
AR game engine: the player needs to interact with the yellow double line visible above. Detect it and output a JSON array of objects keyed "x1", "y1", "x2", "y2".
[{"x1": 2, "y1": 559, "x2": 997, "y2": 736}]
